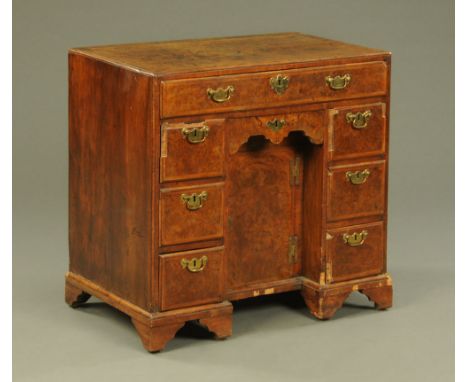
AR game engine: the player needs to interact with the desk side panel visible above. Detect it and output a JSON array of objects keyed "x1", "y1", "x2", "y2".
[{"x1": 68, "y1": 53, "x2": 154, "y2": 310}]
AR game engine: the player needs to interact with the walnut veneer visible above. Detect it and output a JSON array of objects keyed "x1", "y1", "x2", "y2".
[{"x1": 66, "y1": 33, "x2": 392, "y2": 352}]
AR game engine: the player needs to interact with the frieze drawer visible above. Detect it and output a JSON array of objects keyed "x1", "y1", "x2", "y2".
[{"x1": 161, "y1": 62, "x2": 388, "y2": 118}]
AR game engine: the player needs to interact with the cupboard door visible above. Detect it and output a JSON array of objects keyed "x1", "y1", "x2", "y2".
[{"x1": 225, "y1": 139, "x2": 302, "y2": 290}]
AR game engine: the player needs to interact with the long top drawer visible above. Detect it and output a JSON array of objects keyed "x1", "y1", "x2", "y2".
[{"x1": 161, "y1": 61, "x2": 388, "y2": 118}]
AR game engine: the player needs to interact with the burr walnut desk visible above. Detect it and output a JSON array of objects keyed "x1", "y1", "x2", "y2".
[{"x1": 66, "y1": 33, "x2": 393, "y2": 352}]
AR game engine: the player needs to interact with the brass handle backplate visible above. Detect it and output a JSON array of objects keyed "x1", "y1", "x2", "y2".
[
  {"x1": 346, "y1": 169, "x2": 370, "y2": 185},
  {"x1": 266, "y1": 118, "x2": 286, "y2": 132},
  {"x1": 181, "y1": 256, "x2": 208, "y2": 272},
  {"x1": 325, "y1": 74, "x2": 351, "y2": 90},
  {"x1": 343, "y1": 230, "x2": 368, "y2": 246},
  {"x1": 346, "y1": 110, "x2": 372, "y2": 129},
  {"x1": 207, "y1": 85, "x2": 235, "y2": 103},
  {"x1": 181, "y1": 191, "x2": 208, "y2": 211},
  {"x1": 182, "y1": 125, "x2": 209, "y2": 144},
  {"x1": 270, "y1": 74, "x2": 289, "y2": 94}
]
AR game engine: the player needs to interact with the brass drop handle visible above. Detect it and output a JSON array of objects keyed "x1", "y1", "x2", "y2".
[
  {"x1": 346, "y1": 110, "x2": 372, "y2": 129},
  {"x1": 181, "y1": 256, "x2": 208, "y2": 272},
  {"x1": 181, "y1": 125, "x2": 209, "y2": 144},
  {"x1": 266, "y1": 118, "x2": 286, "y2": 132},
  {"x1": 207, "y1": 85, "x2": 235, "y2": 103},
  {"x1": 325, "y1": 74, "x2": 351, "y2": 90},
  {"x1": 270, "y1": 74, "x2": 289, "y2": 94},
  {"x1": 181, "y1": 191, "x2": 208, "y2": 211},
  {"x1": 343, "y1": 230, "x2": 368, "y2": 247},
  {"x1": 346, "y1": 169, "x2": 370, "y2": 185}
]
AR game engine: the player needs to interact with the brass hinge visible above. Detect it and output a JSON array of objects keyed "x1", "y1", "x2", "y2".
[
  {"x1": 288, "y1": 235, "x2": 298, "y2": 264},
  {"x1": 290, "y1": 157, "x2": 300, "y2": 186}
]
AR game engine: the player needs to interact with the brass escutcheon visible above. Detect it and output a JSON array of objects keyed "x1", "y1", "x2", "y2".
[
  {"x1": 207, "y1": 85, "x2": 235, "y2": 103},
  {"x1": 181, "y1": 125, "x2": 209, "y2": 144},
  {"x1": 266, "y1": 118, "x2": 286, "y2": 132},
  {"x1": 346, "y1": 110, "x2": 372, "y2": 129},
  {"x1": 346, "y1": 169, "x2": 370, "y2": 185},
  {"x1": 325, "y1": 74, "x2": 351, "y2": 90},
  {"x1": 181, "y1": 256, "x2": 208, "y2": 272},
  {"x1": 181, "y1": 191, "x2": 208, "y2": 211},
  {"x1": 269, "y1": 74, "x2": 289, "y2": 94},
  {"x1": 343, "y1": 230, "x2": 368, "y2": 246}
]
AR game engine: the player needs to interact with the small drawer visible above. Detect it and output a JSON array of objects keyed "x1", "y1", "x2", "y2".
[
  {"x1": 327, "y1": 221, "x2": 385, "y2": 283},
  {"x1": 329, "y1": 103, "x2": 386, "y2": 160},
  {"x1": 160, "y1": 247, "x2": 223, "y2": 310},
  {"x1": 327, "y1": 161, "x2": 385, "y2": 222},
  {"x1": 161, "y1": 119, "x2": 225, "y2": 182},
  {"x1": 160, "y1": 183, "x2": 224, "y2": 246},
  {"x1": 161, "y1": 61, "x2": 388, "y2": 118},
  {"x1": 226, "y1": 110, "x2": 325, "y2": 155}
]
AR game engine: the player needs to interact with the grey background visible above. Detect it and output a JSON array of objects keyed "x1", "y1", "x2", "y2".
[{"x1": 13, "y1": 0, "x2": 454, "y2": 381}]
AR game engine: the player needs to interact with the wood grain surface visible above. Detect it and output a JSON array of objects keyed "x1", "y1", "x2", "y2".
[
  {"x1": 161, "y1": 62, "x2": 387, "y2": 117},
  {"x1": 225, "y1": 139, "x2": 301, "y2": 290},
  {"x1": 69, "y1": 53, "x2": 154, "y2": 310},
  {"x1": 70, "y1": 33, "x2": 389, "y2": 76}
]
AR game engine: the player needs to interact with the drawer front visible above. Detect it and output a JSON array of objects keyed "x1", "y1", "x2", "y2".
[
  {"x1": 226, "y1": 110, "x2": 325, "y2": 155},
  {"x1": 329, "y1": 103, "x2": 386, "y2": 160},
  {"x1": 160, "y1": 183, "x2": 224, "y2": 246},
  {"x1": 327, "y1": 221, "x2": 385, "y2": 283},
  {"x1": 160, "y1": 247, "x2": 223, "y2": 310},
  {"x1": 161, "y1": 62, "x2": 388, "y2": 117},
  {"x1": 161, "y1": 119, "x2": 225, "y2": 182},
  {"x1": 327, "y1": 161, "x2": 385, "y2": 222}
]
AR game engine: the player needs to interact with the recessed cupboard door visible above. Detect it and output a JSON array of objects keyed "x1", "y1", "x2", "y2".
[{"x1": 225, "y1": 137, "x2": 303, "y2": 291}]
